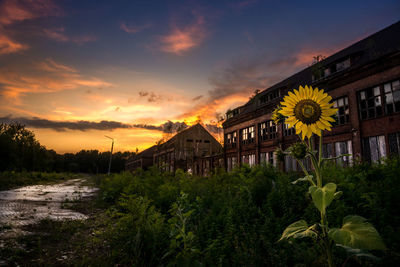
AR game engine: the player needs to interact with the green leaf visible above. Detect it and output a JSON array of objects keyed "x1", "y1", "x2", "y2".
[
  {"x1": 309, "y1": 183, "x2": 337, "y2": 214},
  {"x1": 279, "y1": 220, "x2": 317, "y2": 241},
  {"x1": 292, "y1": 175, "x2": 313, "y2": 185},
  {"x1": 329, "y1": 215, "x2": 386, "y2": 250},
  {"x1": 336, "y1": 244, "x2": 380, "y2": 261},
  {"x1": 334, "y1": 191, "x2": 343, "y2": 199}
]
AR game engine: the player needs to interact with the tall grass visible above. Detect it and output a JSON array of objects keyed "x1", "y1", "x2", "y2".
[{"x1": 88, "y1": 159, "x2": 400, "y2": 266}]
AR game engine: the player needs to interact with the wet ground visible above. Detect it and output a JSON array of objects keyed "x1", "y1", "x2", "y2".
[
  {"x1": 0, "y1": 178, "x2": 98, "y2": 227},
  {"x1": 0, "y1": 178, "x2": 98, "y2": 242},
  {"x1": 0, "y1": 177, "x2": 100, "y2": 266}
]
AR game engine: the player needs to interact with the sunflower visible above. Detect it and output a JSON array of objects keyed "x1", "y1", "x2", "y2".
[
  {"x1": 279, "y1": 85, "x2": 337, "y2": 139},
  {"x1": 272, "y1": 105, "x2": 286, "y2": 125}
]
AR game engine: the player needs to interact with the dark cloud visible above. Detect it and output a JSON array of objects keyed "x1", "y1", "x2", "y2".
[
  {"x1": 192, "y1": 95, "x2": 203, "y2": 101},
  {"x1": 0, "y1": 116, "x2": 190, "y2": 134},
  {"x1": 138, "y1": 91, "x2": 164, "y2": 103},
  {"x1": 120, "y1": 22, "x2": 152, "y2": 34},
  {"x1": 0, "y1": 116, "x2": 132, "y2": 132}
]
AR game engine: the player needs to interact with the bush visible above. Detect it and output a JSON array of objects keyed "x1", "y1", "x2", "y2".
[{"x1": 90, "y1": 159, "x2": 400, "y2": 266}]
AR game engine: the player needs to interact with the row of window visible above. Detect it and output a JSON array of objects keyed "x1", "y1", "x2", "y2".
[
  {"x1": 227, "y1": 79, "x2": 400, "y2": 146},
  {"x1": 227, "y1": 132, "x2": 400, "y2": 172},
  {"x1": 226, "y1": 152, "x2": 276, "y2": 171},
  {"x1": 359, "y1": 79, "x2": 400, "y2": 120},
  {"x1": 226, "y1": 121, "x2": 277, "y2": 146},
  {"x1": 312, "y1": 57, "x2": 351, "y2": 82},
  {"x1": 259, "y1": 90, "x2": 280, "y2": 105}
]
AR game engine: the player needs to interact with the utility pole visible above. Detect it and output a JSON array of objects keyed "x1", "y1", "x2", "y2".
[{"x1": 105, "y1": 135, "x2": 114, "y2": 175}]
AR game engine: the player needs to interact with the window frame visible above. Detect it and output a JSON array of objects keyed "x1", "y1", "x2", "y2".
[
  {"x1": 259, "y1": 120, "x2": 277, "y2": 141},
  {"x1": 240, "y1": 126, "x2": 255, "y2": 145},
  {"x1": 358, "y1": 78, "x2": 400, "y2": 120},
  {"x1": 333, "y1": 96, "x2": 350, "y2": 125}
]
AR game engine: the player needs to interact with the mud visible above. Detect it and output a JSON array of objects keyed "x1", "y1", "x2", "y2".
[{"x1": 0, "y1": 178, "x2": 98, "y2": 228}]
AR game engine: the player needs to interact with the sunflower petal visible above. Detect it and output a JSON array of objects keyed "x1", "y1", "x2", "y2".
[{"x1": 322, "y1": 108, "x2": 338, "y2": 116}]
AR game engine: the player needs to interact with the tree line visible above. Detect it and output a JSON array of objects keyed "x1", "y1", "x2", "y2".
[{"x1": 0, "y1": 123, "x2": 134, "y2": 173}]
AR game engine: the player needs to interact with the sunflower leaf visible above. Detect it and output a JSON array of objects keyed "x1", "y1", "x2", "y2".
[
  {"x1": 336, "y1": 244, "x2": 380, "y2": 261},
  {"x1": 309, "y1": 183, "x2": 337, "y2": 214},
  {"x1": 334, "y1": 191, "x2": 343, "y2": 199},
  {"x1": 329, "y1": 215, "x2": 386, "y2": 250},
  {"x1": 292, "y1": 175, "x2": 313, "y2": 185},
  {"x1": 279, "y1": 220, "x2": 317, "y2": 241}
]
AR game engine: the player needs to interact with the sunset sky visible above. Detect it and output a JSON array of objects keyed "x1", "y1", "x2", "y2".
[{"x1": 0, "y1": 0, "x2": 399, "y2": 153}]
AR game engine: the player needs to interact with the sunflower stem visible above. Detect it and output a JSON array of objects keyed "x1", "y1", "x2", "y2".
[
  {"x1": 319, "y1": 133, "x2": 323, "y2": 166},
  {"x1": 307, "y1": 137, "x2": 321, "y2": 187},
  {"x1": 298, "y1": 160, "x2": 316, "y2": 186}
]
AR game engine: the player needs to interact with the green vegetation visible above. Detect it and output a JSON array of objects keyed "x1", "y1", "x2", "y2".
[
  {"x1": 0, "y1": 123, "x2": 133, "y2": 174},
  {"x1": 278, "y1": 138, "x2": 385, "y2": 267},
  {"x1": 5, "y1": 159, "x2": 398, "y2": 266}
]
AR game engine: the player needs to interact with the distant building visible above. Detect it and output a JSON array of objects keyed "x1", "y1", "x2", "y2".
[
  {"x1": 223, "y1": 21, "x2": 400, "y2": 172},
  {"x1": 125, "y1": 145, "x2": 157, "y2": 171},
  {"x1": 154, "y1": 123, "x2": 223, "y2": 174},
  {"x1": 126, "y1": 123, "x2": 223, "y2": 174}
]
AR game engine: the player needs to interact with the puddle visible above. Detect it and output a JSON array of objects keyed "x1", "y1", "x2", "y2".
[{"x1": 0, "y1": 178, "x2": 98, "y2": 227}]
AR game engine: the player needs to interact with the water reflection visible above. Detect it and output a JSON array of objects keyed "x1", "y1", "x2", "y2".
[{"x1": 0, "y1": 179, "x2": 98, "y2": 227}]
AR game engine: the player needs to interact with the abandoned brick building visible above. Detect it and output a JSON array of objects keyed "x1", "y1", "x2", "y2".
[
  {"x1": 125, "y1": 145, "x2": 157, "y2": 171},
  {"x1": 223, "y1": 21, "x2": 400, "y2": 172},
  {"x1": 126, "y1": 123, "x2": 223, "y2": 174}
]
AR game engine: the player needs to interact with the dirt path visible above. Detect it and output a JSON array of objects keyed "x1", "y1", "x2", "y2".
[
  {"x1": 0, "y1": 177, "x2": 98, "y2": 265},
  {"x1": 0, "y1": 178, "x2": 98, "y2": 227}
]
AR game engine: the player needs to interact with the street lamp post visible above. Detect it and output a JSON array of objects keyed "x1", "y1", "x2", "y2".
[{"x1": 105, "y1": 135, "x2": 114, "y2": 176}]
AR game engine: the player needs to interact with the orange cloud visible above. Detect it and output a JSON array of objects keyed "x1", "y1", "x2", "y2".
[
  {"x1": 43, "y1": 28, "x2": 97, "y2": 44},
  {"x1": 0, "y1": 0, "x2": 59, "y2": 26},
  {"x1": 38, "y1": 58, "x2": 77, "y2": 73},
  {"x1": 0, "y1": 34, "x2": 28, "y2": 55},
  {"x1": 0, "y1": 58, "x2": 112, "y2": 102},
  {"x1": 294, "y1": 48, "x2": 337, "y2": 66},
  {"x1": 0, "y1": 0, "x2": 60, "y2": 55},
  {"x1": 160, "y1": 14, "x2": 207, "y2": 55}
]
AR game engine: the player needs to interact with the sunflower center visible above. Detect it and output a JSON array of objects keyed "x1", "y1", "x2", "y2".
[{"x1": 294, "y1": 99, "x2": 322, "y2": 125}]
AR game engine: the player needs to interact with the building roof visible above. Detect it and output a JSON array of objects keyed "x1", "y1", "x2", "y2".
[
  {"x1": 133, "y1": 145, "x2": 157, "y2": 159},
  {"x1": 224, "y1": 20, "x2": 400, "y2": 124},
  {"x1": 157, "y1": 123, "x2": 220, "y2": 150}
]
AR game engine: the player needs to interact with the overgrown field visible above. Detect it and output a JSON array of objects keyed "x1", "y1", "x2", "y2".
[{"x1": 3, "y1": 159, "x2": 400, "y2": 266}]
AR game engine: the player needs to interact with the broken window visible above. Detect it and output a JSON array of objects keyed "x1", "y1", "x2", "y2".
[
  {"x1": 259, "y1": 90, "x2": 280, "y2": 105},
  {"x1": 362, "y1": 135, "x2": 386, "y2": 163},
  {"x1": 227, "y1": 156, "x2": 237, "y2": 172},
  {"x1": 384, "y1": 80, "x2": 400, "y2": 114},
  {"x1": 240, "y1": 126, "x2": 255, "y2": 144},
  {"x1": 388, "y1": 132, "x2": 400, "y2": 156},
  {"x1": 225, "y1": 132, "x2": 237, "y2": 148},
  {"x1": 284, "y1": 155, "x2": 297, "y2": 172},
  {"x1": 334, "y1": 140, "x2": 353, "y2": 166},
  {"x1": 248, "y1": 154, "x2": 256, "y2": 167},
  {"x1": 333, "y1": 96, "x2": 350, "y2": 125},
  {"x1": 336, "y1": 58, "x2": 351, "y2": 71},
  {"x1": 260, "y1": 152, "x2": 267, "y2": 164},
  {"x1": 359, "y1": 79, "x2": 400, "y2": 120},
  {"x1": 284, "y1": 123, "x2": 295, "y2": 136},
  {"x1": 322, "y1": 143, "x2": 334, "y2": 158},
  {"x1": 260, "y1": 151, "x2": 275, "y2": 166},
  {"x1": 241, "y1": 154, "x2": 249, "y2": 164},
  {"x1": 260, "y1": 120, "x2": 277, "y2": 141},
  {"x1": 359, "y1": 86, "x2": 383, "y2": 119}
]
